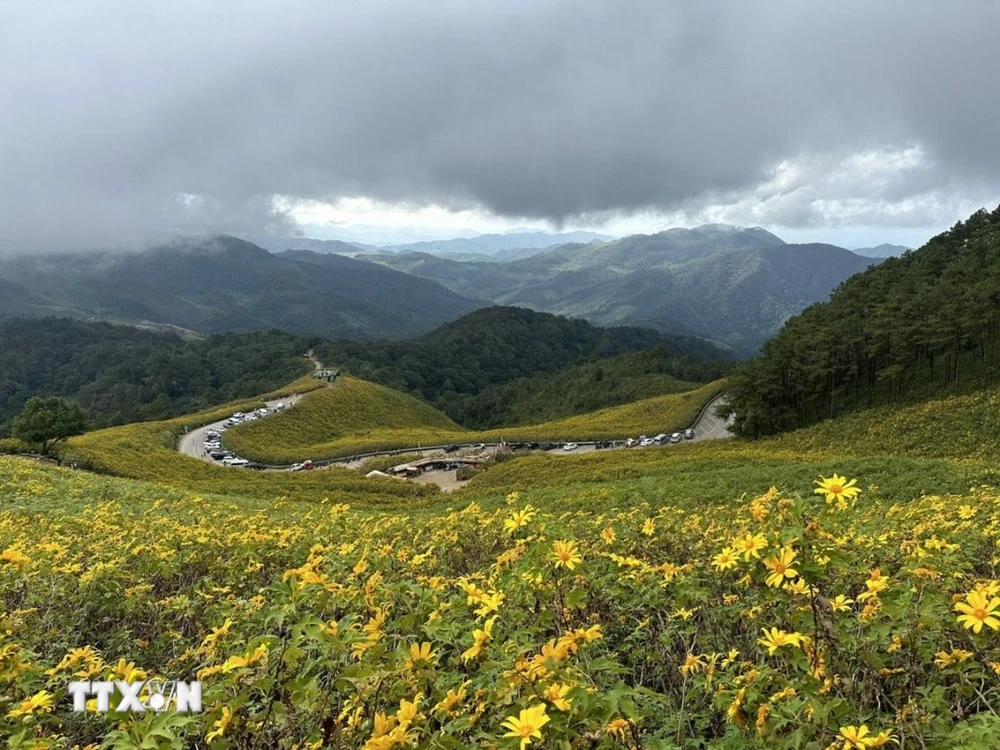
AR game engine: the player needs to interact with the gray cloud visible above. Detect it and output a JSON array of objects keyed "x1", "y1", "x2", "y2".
[{"x1": 2, "y1": 0, "x2": 999, "y2": 252}]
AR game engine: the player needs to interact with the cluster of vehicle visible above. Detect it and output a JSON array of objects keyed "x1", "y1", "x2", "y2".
[
  {"x1": 204, "y1": 406, "x2": 287, "y2": 468},
  {"x1": 625, "y1": 429, "x2": 695, "y2": 448},
  {"x1": 439, "y1": 431, "x2": 696, "y2": 456}
]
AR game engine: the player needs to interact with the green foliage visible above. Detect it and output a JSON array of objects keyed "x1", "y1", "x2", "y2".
[
  {"x1": 3, "y1": 452, "x2": 1000, "y2": 747},
  {"x1": 452, "y1": 347, "x2": 719, "y2": 429},
  {"x1": 727, "y1": 205, "x2": 1000, "y2": 437},
  {"x1": 11, "y1": 396, "x2": 88, "y2": 453},
  {"x1": 313, "y1": 306, "x2": 728, "y2": 426},
  {"x1": 0, "y1": 318, "x2": 313, "y2": 429}
]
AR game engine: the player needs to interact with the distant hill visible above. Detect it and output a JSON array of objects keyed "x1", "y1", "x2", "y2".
[
  {"x1": 249, "y1": 236, "x2": 370, "y2": 254},
  {"x1": 312, "y1": 306, "x2": 728, "y2": 426},
  {"x1": 380, "y1": 230, "x2": 613, "y2": 258},
  {"x1": 365, "y1": 224, "x2": 877, "y2": 352},
  {"x1": 853, "y1": 243, "x2": 910, "y2": 258},
  {"x1": 726, "y1": 206, "x2": 1000, "y2": 436},
  {"x1": 0, "y1": 236, "x2": 485, "y2": 339}
]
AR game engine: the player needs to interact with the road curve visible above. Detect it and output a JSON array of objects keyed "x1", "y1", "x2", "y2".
[
  {"x1": 178, "y1": 388, "x2": 734, "y2": 471},
  {"x1": 177, "y1": 393, "x2": 307, "y2": 462}
]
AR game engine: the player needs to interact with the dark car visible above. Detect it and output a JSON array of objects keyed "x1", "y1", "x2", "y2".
[
  {"x1": 442, "y1": 444, "x2": 460, "y2": 453},
  {"x1": 684, "y1": 429, "x2": 696, "y2": 440}
]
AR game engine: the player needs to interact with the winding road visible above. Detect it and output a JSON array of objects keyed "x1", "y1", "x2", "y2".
[{"x1": 177, "y1": 386, "x2": 734, "y2": 471}]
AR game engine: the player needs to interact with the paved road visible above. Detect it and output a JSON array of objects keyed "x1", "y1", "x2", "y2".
[
  {"x1": 177, "y1": 394, "x2": 306, "y2": 462},
  {"x1": 178, "y1": 389, "x2": 734, "y2": 471},
  {"x1": 691, "y1": 394, "x2": 735, "y2": 440}
]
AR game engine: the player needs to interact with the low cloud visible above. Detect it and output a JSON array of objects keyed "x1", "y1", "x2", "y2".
[{"x1": 1, "y1": 0, "x2": 999, "y2": 252}]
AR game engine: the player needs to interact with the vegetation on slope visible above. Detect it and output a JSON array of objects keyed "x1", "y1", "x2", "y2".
[
  {"x1": 727, "y1": 205, "x2": 1000, "y2": 437},
  {"x1": 367, "y1": 225, "x2": 878, "y2": 352},
  {"x1": 0, "y1": 235, "x2": 484, "y2": 339},
  {"x1": 314, "y1": 306, "x2": 728, "y2": 426},
  {"x1": 459, "y1": 348, "x2": 705, "y2": 428},
  {"x1": 4, "y1": 450, "x2": 1000, "y2": 746},
  {"x1": 222, "y1": 378, "x2": 725, "y2": 464},
  {"x1": 0, "y1": 318, "x2": 312, "y2": 430},
  {"x1": 60, "y1": 376, "x2": 439, "y2": 510}
]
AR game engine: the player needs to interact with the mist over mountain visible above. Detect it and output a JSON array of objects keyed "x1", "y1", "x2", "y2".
[
  {"x1": 853, "y1": 243, "x2": 910, "y2": 258},
  {"x1": 0, "y1": 236, "x2": 484, "y2": 339},
  {"x1": 364, "y1": 224, "x2": 878, "y2": 353}
]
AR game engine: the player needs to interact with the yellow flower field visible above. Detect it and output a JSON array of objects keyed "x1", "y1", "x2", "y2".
[{"x1": 3, "y1": 453, "x2": 1000, "y2": 748}]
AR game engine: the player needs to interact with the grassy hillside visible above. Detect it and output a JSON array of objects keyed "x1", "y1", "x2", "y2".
[
  {"x1": 60, "y1": 375, "x2": 440, "y2": 510},
  {"x1": 222, "y1": 378, "x2": 724, "y2": 464},
  {"x1": 223, "y1": 376, "x2": 466, "y2": 463},
  {"x1": 5, "y1": 420, "x2": 1000, "y2": 746}
]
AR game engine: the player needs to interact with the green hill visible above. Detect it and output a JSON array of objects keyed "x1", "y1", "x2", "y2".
[
  {"x1": 0, "y1": 235, "x2": 485, "y2": 339},
  {"x1": 223, "y1": 376, "x2": 724, "y2": 464},
  {"x1": 364, "y1": 225, "x2": 877, "y2": 352},
  {"x1": 0, "y1": 318, "x2": 313, "y2": 429},
  {"x1": 313, "y1": 306, "x2": 728, "y2": 426},
  {"x1": 726, "y1": 205, "x2": 1000, "y2": 437}
]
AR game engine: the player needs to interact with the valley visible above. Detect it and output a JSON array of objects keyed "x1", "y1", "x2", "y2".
[{"x1": 3, "y1": 209, "x2": 1000, "y2": 748}]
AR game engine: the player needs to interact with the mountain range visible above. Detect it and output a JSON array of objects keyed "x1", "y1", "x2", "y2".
[
  {"x1": 853, "y1": 243, "x2": 910, "y2": 258},
  {"x1": 252, "y1": 230, "x2": 612, "y2": 262},
  {"x1": 0, "y1": 236, "x2": 484, "y2": 339},
  {"x1": 360, "y1": 224, "x2": 880, "y2": 352},
  {"x1": 0, "y1": 225, "x2": 884, "y2": 352}
]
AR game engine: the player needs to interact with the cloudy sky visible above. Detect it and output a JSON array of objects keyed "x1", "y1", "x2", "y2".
[{"x1": 2, "y1": 0, "x2": 999, "y2": 252}]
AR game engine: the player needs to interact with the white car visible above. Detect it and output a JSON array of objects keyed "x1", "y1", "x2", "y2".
[
  {"x1": 624, "y1": 438, "x2": 638, "y2": 448},
  {"x1": 223, "y1": 456, "x2": 249, "y2": 466},
  {"x1": 562, "y1": 442, "x2": 578, "y2": 451},
  {"x1": 639, "y1": 438, "x2": 654, "y2": 447}
]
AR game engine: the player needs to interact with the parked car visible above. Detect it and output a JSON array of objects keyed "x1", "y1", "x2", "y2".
[
  {"x1": 639, "y1": 438, "x2": 654, "y2": 447},
  {"x1": 209, "y1": 451, "x2": 227, "y2": 460},
  {"x1": 670, "y1": 432, "x2": 682, "y2": 443},
  {"x1": 624, "y1": 438, "x2": 638, "y2": 448},
  {"x1": 684, "y1": 429, "x2": 695, "y2": 440},
  {"x1": 442, "y1": 444, "x2": 460, "y2": 453},
  {"x1": 653, "y1": 433, "x2": 668, "y2": 444},
  {"x1": 562, "y1": 442, "x2": 578, "y2": 451}
]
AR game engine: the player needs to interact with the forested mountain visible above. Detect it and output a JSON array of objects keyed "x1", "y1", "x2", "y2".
[
  {"x1": 0, "y1": 235, "x2": 484, "y2": 339},
  {"x1": 853, "y1": 243, "x2": 910, "y2": 258},
  {"x1": 726, "y1": 206, "x2": 1000, "y2": 437},
  {"x1": 0, "y1": 319, "x2": 312, "y2": 429},
  {"x1": 313, "y1": 306, "x2": 728, "y2": 425},
  {"x1": 362, "y1": 225, "x2": 877, "y2": 352},
  {"x1": 0, "y1": 308, "x2": 726, "y2": 435},
  {"x1": 450, "y1": 346, "x2": 724, "y2": 429}
]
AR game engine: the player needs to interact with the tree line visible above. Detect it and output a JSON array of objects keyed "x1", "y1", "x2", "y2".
[{"x1": 725, "y1": 206, "x2": 1000, "y2": 437}]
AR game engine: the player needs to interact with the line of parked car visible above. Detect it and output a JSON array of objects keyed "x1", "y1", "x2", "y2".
[{"x1": 203, "y1": 404, "x2": 289, "y2": 468}]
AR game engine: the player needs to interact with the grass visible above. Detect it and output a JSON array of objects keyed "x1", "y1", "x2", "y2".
[
  {"x1": 4, "y1": 441, "x2": 1000, "y2": 746},
  {"x1": 223, "y1": 377, "x2": 726, "y2": 464},
  {"x1": 59, "y1": 375, "x2": 440, "y2": 511}
]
